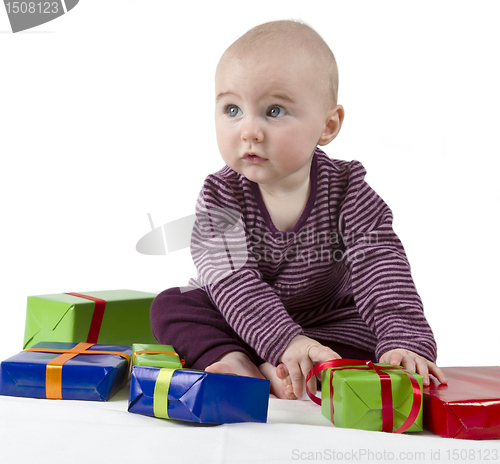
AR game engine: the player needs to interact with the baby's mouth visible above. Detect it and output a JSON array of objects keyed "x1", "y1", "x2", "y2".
[{"x1": 243, "y1": 153, "x2": 267, "y2": 164}]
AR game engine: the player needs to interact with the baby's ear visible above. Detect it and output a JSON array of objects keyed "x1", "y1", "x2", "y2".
[{"x1": 318, "y1": 105, "x2": 344, "y2": 146}]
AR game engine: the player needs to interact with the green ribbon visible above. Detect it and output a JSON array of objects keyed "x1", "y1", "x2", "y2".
[{"x1": 153, "y1": 368, "x2": 177, "y2": 419}]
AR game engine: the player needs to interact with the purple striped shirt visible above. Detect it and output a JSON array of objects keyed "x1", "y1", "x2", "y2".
[{"x1": 189, "y1": 148, "x2": 437, "y2": 365}]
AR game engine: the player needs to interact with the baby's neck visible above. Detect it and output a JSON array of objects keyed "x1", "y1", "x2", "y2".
[{"x1": 258, "y1": 178, "x2": 311, "y2": 232}]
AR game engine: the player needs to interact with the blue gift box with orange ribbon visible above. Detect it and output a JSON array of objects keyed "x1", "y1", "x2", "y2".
[
  {"x1": 128, "y1": 365, "x2": 270, "y2": 424},
  {"x1": 0, "y1": 341, "x2": 132, "y2": 401}
]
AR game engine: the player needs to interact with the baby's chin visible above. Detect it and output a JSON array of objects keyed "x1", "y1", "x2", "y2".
[{"x1": 228, "y1": 162, "x2": 269, "y2": 183}]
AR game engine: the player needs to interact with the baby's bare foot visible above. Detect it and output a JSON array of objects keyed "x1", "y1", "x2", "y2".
[{"x1": 205, "y1": 351, "x2": 264, "y2": 379}]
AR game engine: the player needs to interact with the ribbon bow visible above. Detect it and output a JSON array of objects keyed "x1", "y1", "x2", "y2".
[{"x1": 306, "y1": 359, "x2": 422, "y2": 433}]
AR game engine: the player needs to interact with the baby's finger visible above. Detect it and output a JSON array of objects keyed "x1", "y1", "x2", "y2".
[
  {"x1": 300, "y1": 358, "x2": 315, "y2": 396},
  {"x1": 379, "y1": 351, "x2": 397, "y2": 365},
  {"x1": 427, "y1": 362, "x2": 448, "y2": 385},
  {"x1": 386, "y1": 351, "x2": 403, "y2": 366},
  {"x1": 413, "y1": 356, "x2": 430, "y2": 385},
  {"x1": 308, "y1": 345, "x2": 341, "y2": 364},
  {"x1": 276, "y1": 363, "x2": 289, "y2": 381},
  {"x1": 286, "y1": 361, "x2": 305, "y2": 399},
  {"x1": 277, "y1": 363, "x2": 297, "y2": 399},
  {"x1": 400, "y1": 355, "x2": 417, "y2": 374},
  {"x1": 307, "y1": 373, "x2": 318, "y2": 395}
]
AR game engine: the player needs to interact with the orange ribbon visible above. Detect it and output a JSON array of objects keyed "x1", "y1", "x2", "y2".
[
  {"x1": 132, "y1": 350, "x2": 185, "y2": 367},
  {"x1": 24, "y1": 343, "x2": 131, "y2": 399}
]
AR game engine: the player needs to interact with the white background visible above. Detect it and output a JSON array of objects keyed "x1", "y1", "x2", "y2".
[{"x1": 1, "y1": 0, "x2": 499, "y2": 367}]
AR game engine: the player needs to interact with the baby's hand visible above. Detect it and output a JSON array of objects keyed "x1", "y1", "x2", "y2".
[
  {"x1": 379, "y1": 349, "x2": 448, "y2": 386},
  {"x1": 277, "y1": 335, "x2": 341, "y2": 400}
]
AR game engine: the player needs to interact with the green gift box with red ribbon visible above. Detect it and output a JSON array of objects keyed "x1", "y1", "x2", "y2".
[
  {"x1": 23, "y1": 290, "x2": 158, "y2": 349},
  {"x1": 307, "y1": 359, "x2": 423, "y2": 433}
]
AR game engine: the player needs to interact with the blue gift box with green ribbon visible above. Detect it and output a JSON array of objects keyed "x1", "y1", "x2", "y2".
[{"x1": 128, "y1": 365, "x2": 270, "y2": 424}]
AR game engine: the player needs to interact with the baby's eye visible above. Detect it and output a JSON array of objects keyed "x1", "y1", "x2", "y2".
[
  {"x1": 267, "y1": 105, "x2": 286, "y2": 118},
  {"x1": 225, "y1": 104, "x2": 242, "y2": 118}
]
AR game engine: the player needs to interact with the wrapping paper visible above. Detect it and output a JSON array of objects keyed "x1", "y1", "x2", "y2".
[
  {"x1": 423, "y1": 366, "x2": 500, "y2": 439},
  {"x1": 23, "y1": 289, "x2": 157, "y2": 348},
  {"x1": 128, "y1": 365, "x2": 270, "y2": 424},
  {"x1": 132, "y1": 343, "x2": 184, "y2": 369},
  {"x1": 307, "y1": 359, "x2": 423, "y2": 433},
  {"x1": 0, "y1": 341, "x2": 132, "y2": 401}
]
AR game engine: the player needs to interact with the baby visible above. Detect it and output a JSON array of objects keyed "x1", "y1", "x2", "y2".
[{"x1": 151, "y1": 20, "x2": 447, "y2": 399}]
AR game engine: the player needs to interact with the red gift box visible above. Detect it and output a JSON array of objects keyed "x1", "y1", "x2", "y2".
[{"x1": 423, "y1": 366, "x2": 500, "y2": 439}]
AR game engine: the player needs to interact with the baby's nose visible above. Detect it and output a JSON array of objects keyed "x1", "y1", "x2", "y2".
[{"x1": 241, "y1": 117, "x2": 264, "y2": 142}]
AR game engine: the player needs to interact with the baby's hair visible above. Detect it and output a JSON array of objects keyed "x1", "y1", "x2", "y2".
[{"x1": 220, "y1": 20, "x2": 339, "y2": 107}]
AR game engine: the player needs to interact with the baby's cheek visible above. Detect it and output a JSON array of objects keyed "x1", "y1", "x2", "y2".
[
  {"x1": 216, "y1": 123, "x2": 234, "y2": 144},
  {"x1": 216, "y1": 132, "x2": 236, "y2": 157}
]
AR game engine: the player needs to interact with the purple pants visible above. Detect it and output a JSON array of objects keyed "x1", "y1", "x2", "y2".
[{"x1": 150, "y1": 287, "x2": 377, "y2": 370}]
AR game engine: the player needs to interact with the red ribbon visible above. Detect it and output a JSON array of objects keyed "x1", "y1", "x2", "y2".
[
  {"x1": 65, "y1": 292, "x2": 107, "y2": 344},
  {"x1": 306, "y1": 359, "x2": 422, "y2": 433}
]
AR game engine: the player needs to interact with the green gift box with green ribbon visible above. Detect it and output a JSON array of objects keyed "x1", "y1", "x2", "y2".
[
  {"x1": 24, "y1": 290, "x2": 158, "y2": 349},
  {"x1": 132, "y1": 343, "x2": 184, "y2": 369},
  {"x1": 307, "y1": 359, "x2": 423, "y2": 433},
  {"x1": 128, "y1": 365, "x2": 270, "y2": 424}
]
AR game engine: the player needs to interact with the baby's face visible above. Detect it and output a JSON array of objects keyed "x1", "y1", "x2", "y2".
[{"x1": 215, "y1": 50, "x2": 333, "y2": 190}]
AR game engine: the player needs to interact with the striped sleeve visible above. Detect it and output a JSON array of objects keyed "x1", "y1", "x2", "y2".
[
  {"x1": 339, "y1": 161, "x2": 437, "y2": 362},
  {"x1": 190, "y1": 173, "x2": 304, "y2": 365}
]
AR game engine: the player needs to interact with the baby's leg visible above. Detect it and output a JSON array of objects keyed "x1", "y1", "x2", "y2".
[
  {"x1": 150, "y1": 286, "x2": 260, "y2": 370},
  {"x1": 151, "y1": 287, "x2": 319, "y2": 399}
]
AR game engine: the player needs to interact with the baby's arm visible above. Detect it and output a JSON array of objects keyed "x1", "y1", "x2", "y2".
[
  {"x1": 379, "y1": 349, "x2": 448, "y2": 385},
  {"x1": 277, "y1": 335, "x2": 341, "y2": 399},
  {"x1": 341, "y1": 162, "x2": 439, "y2": 365}
]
